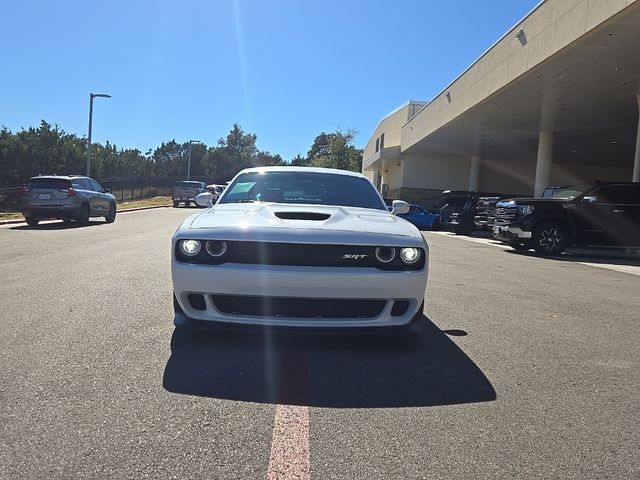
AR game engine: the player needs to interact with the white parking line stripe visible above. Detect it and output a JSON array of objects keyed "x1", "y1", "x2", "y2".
[{"x1": 266, "y1": 404, "x2": 310, "y2": 480}]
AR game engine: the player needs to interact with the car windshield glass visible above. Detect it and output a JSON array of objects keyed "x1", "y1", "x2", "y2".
[
  {"x1": 219, "y1": 171, "x2": 386, "y2": 210},
  {"x1": 546, "y1": 185, "x2": 590, "y2": 199},
  {"x1": 442, "y1": 196, "x2": 469, "y2": 207},
  {"x1": 179, "y1": 182, "x2": 202, "y2": 187},
  {"x1": 27, "y1": 178, "x2": 71, "y2": 190}
]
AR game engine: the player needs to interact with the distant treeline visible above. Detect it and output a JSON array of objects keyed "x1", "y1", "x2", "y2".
[{"x1": 0, "y1": 121, "x2": 363, "y2": 188}]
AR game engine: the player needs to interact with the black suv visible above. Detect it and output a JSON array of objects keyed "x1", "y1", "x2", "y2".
[
  {"x1": 493, "y1": 182, "x2": 640, "y2": 254},
  {"x1": 439, "y1": 191, "x2": 510, "y2": 235}
]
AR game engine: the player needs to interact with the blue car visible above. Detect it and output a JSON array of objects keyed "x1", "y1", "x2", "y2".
[{"x1": 397, "y1": 204, "x2": 440, "y2": 230}]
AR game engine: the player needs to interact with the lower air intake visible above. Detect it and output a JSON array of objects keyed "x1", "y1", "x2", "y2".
[{"x1": 211, "y1": 295, "x2": 385, "y2": 319}]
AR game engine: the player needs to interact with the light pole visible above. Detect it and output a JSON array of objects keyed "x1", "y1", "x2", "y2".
[
  {"x1": 187, "y1": 140, "x2": 202, "y2": 180},
  {"x1": 86, "y1": 93, "x2": 111, "y2": 176}
]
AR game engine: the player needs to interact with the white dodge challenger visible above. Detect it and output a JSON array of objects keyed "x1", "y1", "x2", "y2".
[{"x1": 171, "y1": 166, "x2": 429, "y2": 335}]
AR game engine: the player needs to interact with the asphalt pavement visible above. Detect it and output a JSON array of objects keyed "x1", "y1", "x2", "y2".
[{"x1": 1, "y1": 208, "x2": 638, "y2": 479}]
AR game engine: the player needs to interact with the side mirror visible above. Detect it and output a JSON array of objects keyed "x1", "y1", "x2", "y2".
[
  {"x1": 391, "y1": 200, "x2": 409, "y2": 215},
  {"x1": 195, "y1": 192, "x2": 213, "y2": 208},
  {"x1": 103, "y1": 188, "x2": 111, "y2": 194},
  {"x1": 582, "y1": 196, "x2": 597, "y2": 204}
]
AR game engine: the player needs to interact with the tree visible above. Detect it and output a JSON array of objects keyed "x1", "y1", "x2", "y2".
[
  {"x1": 290, "y1": 154, "x2": 310, "y2": 166},
  {"x1": 256, "y1": 151, "x2": 285, "y2": 167},
  {"x1": 306, "y1": 129, "x2": 363, "y2": 172},
  {"x1": 150, "y1": 140, "x2": 187, "y2": 178},
  {"x1": 209, "y1": 124, "x2": 259, "y2": 181}
]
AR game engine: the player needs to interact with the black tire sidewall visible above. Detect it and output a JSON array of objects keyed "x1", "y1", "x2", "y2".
[
  {"x1": 105, "y1": 203, "x2": 116, "y2": 223},
  {"x1": 77, "y1": 204, "x2": 90, "y2": 226}
]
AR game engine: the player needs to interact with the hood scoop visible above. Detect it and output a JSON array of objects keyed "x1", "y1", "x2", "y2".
[{"x1": 274, "y1": 211, "x2": 331, "y2": 221}]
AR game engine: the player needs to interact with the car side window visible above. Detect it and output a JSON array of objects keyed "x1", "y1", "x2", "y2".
[
  {"x1": 70, "y1": 179, "x2": 85, "y2": 189},
  {"x1": 592, "y1": 186, "x2": 637, "y2": 205},
  {"x1": 80, "y1": 179, "x2": 93, "y2": 190},
  {"x1": 88, "y1": 179, "x2": 103, "y2": 193}
]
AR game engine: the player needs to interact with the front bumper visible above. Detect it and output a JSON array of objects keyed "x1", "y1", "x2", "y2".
[
  {"x1": 492, "y1": 225, "x2": 532, "y2": 243},
  {"x1": 171, "y1": 261, "x2": 428, "y2": 328}
]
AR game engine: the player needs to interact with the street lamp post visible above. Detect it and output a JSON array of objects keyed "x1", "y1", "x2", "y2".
[
  {"x1": 187, "y1": 140, "x2": 201, "y2": 181},
  {"x1": 86, "y1": 93, "x2": 111, "y2": 176}
]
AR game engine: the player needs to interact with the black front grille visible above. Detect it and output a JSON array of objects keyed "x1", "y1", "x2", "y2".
[
  {"x1": 176, "y1": 241, "x2": 425, "y2": 271},
  {"x1": 494, "y1": 206, "x2": 518, "y2": 226},
  {"x1": 211, "y1": 295, "x2": 386, "y2": 319}
]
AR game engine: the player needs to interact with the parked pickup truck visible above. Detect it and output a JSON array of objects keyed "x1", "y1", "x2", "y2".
[
  {"x1": 172, "y1": 181, "x2": 207, "y2": 208},
  {"x1": 493, "y1": 182, "x2": 640, "y2": 255},
  {"x1": 439, "y1": 190, "x2": 510, "y2": 235}
]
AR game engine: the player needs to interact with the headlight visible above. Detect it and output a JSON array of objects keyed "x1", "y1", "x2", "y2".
[
  {"x1": 517, "y1": 205, "x2": 535, "y2": 216},
  {"x1": 400, "y1": 247, "x2": 422, "y2": 264},
  {"x1": 178, "y1": 239, "x2": 201, "y2": 257},
  {"x1": 206, "y1": 240, "x2": 227, "y2": 257},
  {"x1": 375, "y1": 246, "x2": 396, "y2": 263}
]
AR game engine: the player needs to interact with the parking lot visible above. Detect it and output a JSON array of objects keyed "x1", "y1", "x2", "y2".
[{"x1": 1, "y1": 208, "x2": 639, "y2": 479}]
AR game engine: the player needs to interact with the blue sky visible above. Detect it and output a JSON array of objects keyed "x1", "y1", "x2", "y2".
[{"x1": 1, "y1": 0, "x2": 539, "y2": 159}]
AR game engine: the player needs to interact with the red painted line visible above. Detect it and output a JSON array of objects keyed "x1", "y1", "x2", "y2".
[
  {"x1": 266, "y1": 404, "x2": 310, "y2": 480},
  {"x1": 266, "y1": 348, "x2": 311, "y2": 480}
]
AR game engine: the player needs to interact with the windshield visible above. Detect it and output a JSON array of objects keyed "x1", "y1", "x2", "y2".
[
  {"x1": 543, "y1": 185, "x2": 590, "y2": 200},
  {"x1": 219, "y1": 171, "x2": 386, "y2": 210},
  {"x1": 179, "y1": 182, "x2": 203, "y2": 188},
  {"x1": 27, "y1": 178, "x2": 71, "y2": 190}
]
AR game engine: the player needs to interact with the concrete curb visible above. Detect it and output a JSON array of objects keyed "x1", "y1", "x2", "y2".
[{"x1": 0, "y1": 204, "x2": 171, "y2": 226}]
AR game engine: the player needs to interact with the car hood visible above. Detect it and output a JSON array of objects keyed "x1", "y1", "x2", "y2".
[
  {"x1": 175, "y1": 203, "x2": 423, "y2": 245},
  {"x1": 498, "y1": 198, "x2": 571, "y2": 206}
]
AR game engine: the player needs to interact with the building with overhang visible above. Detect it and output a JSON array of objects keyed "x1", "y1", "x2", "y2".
[{"x1": 363, "y1": 0, "x2": 640, "y2": 205}]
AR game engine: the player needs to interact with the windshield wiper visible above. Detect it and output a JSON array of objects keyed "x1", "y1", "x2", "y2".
[{"x1": 234, "y1": 199, "x2": 257, "y2": 203}]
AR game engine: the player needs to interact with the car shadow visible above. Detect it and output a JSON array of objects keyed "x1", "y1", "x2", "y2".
[
  {"x1": 162, "y1": 316, "x2": 496, "y2": 408},
  {"x1": 9, "y1": 220, "x2": 104, "y2": 230}
]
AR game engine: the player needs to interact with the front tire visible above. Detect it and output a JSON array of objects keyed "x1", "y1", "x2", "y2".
[
  {"x1": 25, "y1": 216, "x2": 39, "y2": 226},
  {"x1": 173, "y1": 201, "x2": 180, "y2": 208},
  {"x1": 76, "y1": 204, "x2": 90, "y2": 226},
  {"x1": 105, "y1": 203, "x2": 116, "y2": 223},
  {"x1": 185, "y1": 201, "x2": 191, "y2": 208},
  {"x1": 532, "y1": 222, "x2": 569, "y2": 255},
  {"x1": 453, "y1": 224, "x2": 473, "y2": 236}
]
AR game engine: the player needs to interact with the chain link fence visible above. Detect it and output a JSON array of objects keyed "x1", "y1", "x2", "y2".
[
  {"x1": 0, "y1": 177, "x2": 199, "y2": 212},
  {"x1": 0, "y1": 187, "x2": 22, "y2": 213}
]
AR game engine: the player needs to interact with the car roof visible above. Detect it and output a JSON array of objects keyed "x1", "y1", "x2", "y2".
[
  {"x1": 29, "y1": 175, "x2": 88, "y2": 180},
  {"x1": 236, "y1": 166, "x2": 367, "y2": 178},
  {"x1": 592, "y1": 181, "x2": 640, "y2": 186}
]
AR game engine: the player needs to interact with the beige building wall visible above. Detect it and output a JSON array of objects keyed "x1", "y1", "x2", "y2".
[
  {"x1": 549, "y1": 162, "x2": 634, "y2": 186},
  {"x1": 402, "y1": 155, "x2": 471, "y2": 191},
  {"x1": 363, "y1": 101, "x2": 426, "y2": 165},
  {"x1": 478, "y1": 159, "x2": 633, "y2": 195},
  {"x1": 381, "y1": 161, "x2": 404, "y2": 191},
  {"x1": 479, "y1": 159, "x2": 537, "y2": 195}
]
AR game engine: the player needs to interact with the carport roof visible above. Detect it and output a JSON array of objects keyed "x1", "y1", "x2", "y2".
[{"x1": 402, "y1": 1, "x2": 640, "y2": 168}]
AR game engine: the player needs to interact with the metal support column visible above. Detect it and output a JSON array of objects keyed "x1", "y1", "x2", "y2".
[
  {"x1": 633, "y1": 93, "x2": 640, "y2": 182},
  {"x1": 469, "y1": 154, "x2": 482, "y2": 191},
  {"x1": 534, "y1": 130, "x2": 554, "y2": 197}
]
